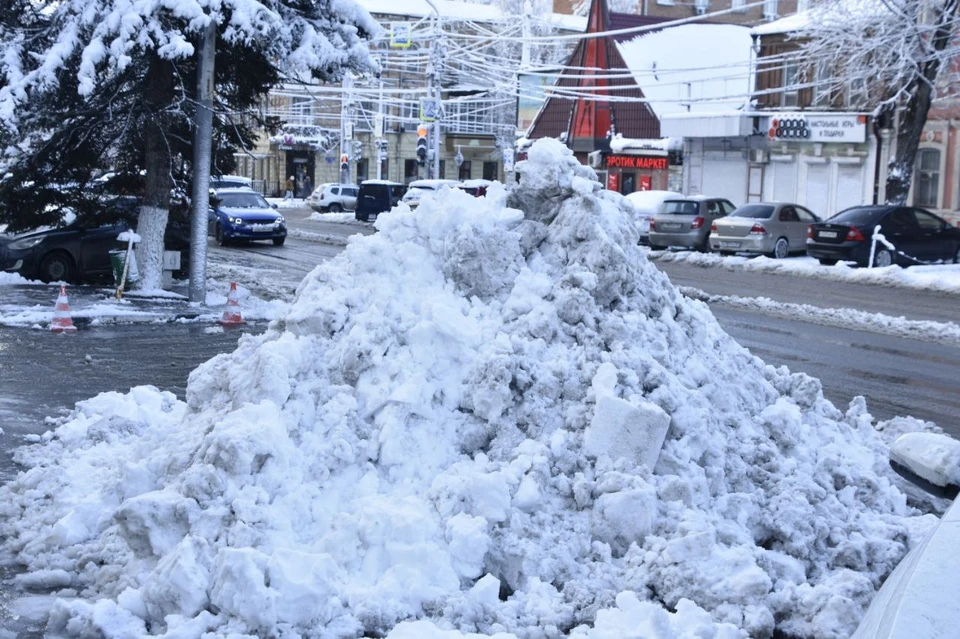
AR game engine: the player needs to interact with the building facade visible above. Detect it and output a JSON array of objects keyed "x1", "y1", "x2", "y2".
[{"x1": 235, "y1": 2, "x2": 579, "y2": 197}]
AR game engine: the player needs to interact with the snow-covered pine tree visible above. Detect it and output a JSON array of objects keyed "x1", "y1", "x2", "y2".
[
  {"x1": 796, "y1": 0, "x2": 960, "y2": 204},
  {"x1": 0, "y1": 0, "x2": 378, "y2": 289}
]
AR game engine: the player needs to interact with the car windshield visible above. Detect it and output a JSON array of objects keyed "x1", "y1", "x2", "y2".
[
  {"x1": 827, "y1": 206, "x2": 887, "y2": 225},
  {"x1": 730, "y1": 204, "x2": 775, "y2": 219},
  {"x1": 219, "y1": 193, "x2": 268, "y2": 208},
  {"x1": 661, "y1": 201, "x2": 700, "y2": 215}
]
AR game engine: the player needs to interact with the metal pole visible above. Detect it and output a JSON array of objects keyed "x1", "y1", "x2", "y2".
[
  {"x1": 340, "y1": 74, "x2": 352, "y2": 184},
  {"x1": 432, "y1": 17, "x2": 441, "y2": 180},
  {"x1": 377, "y1": 67, "x2": 384, "y2": 180},
  {"x1": 188, "y1": 19, "x2": 216, "y2": 303}
]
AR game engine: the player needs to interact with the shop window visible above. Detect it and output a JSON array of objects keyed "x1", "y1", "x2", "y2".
[
  {"x1": 356, "y1": 159, "x2": 369, "y2": 184},
  {"x1": 404, "y1": 159, "x2": 419, "y2": 183},
  {"x1": 914, "y1": 148, "x2": 940, "y2": 208},
  {"x1": 459, "y1": 160, "x2": 472, "y2": 180},
  {"x1": 483, "y1": 161, "x2": 498, "y2": 181}
]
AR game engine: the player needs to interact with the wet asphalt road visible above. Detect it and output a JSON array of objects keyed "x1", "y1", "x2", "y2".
[{"x1": 0, "y1": 321, "x2": 259, "y2": 483}]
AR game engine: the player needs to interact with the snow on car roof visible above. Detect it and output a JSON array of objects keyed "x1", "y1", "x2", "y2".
[{"x1": 408, "y1": 179, "x2": 459, "y2": 189}]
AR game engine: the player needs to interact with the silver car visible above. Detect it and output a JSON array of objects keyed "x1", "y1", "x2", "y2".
[
  {"x1": 710, "y1": 202, "x2": 820, "y2": 259},
  {"x1": 649, "y1": 196, "x2": 737, "y2": 252}
]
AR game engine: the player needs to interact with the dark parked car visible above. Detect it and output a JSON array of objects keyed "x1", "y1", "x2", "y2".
[
  {"x1": 0, "y1": 196, "x2": 189, "y2": 283},
  {"x1": 354, "y1": 180, "x2": 407, "y2": 222},
  {"x1": 208, "y1": 188, "x2": 286, "y2": 246},
  {"x1": 807, "y1": 205, "x2": 960, "y2": 267},
  {"x1": 649, "y1": 196, "x2": 737, "y2": 252}
]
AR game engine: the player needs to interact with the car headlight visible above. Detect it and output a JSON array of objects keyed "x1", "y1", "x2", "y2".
[
  {"x1": 8, "y1": 235, "x2": 45, "y2": 250},
  {"x1": 276, "y1": 216, "x2": 285, "y2": 224},
  {"x1": 229, "y1": 216, "x2": 244, "y2": 225}
]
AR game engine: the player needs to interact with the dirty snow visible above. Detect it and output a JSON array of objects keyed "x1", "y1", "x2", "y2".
[{"x1": 0, "y1": 139, "x2": 947, "y2": 638}]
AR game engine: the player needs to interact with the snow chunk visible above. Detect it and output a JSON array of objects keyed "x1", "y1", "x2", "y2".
[{"x1": 891, "y1": 432, "x2": 960, "y2": 488}]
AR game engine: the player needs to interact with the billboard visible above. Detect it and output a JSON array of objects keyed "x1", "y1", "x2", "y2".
[{"x1": 517, "y1": 68, "x2": 561, "y2": 135}]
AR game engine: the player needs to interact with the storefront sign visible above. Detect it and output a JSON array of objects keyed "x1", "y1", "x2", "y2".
[
  {"x1": 768, "y1": 114, "x2": 867, "y2": 143},
  {"x1": 605, "y1": 155, "x2": 669, "y2": 170}
]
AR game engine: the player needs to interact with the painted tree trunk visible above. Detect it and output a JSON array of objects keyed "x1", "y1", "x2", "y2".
[
  {"x1": 884, "y1": 0, "x2": 959, "y2": 205},
  {"x1": 885, "y1": 78, "x2": 933, "y2": 205},
  {"x1": 135, "y1": 57, "x2": 175, "y2": 291}
]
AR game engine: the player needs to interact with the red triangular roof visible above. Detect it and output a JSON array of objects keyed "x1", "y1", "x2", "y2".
[{"x1": 526, "y1": 0, "x2": 662, "y2": 151}]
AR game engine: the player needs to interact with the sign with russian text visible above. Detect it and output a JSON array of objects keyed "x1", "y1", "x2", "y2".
[
  {"x1": 768, "y1": 114, "x2": 867, "y2": 143},
  {"x1": 606, "y1": 155, "x2": 669, "y2": 170},
  {"x1": 390, "y1": 23, "x2": 412, "y2": 48}
]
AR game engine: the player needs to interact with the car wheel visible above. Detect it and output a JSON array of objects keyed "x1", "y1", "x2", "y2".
[
  {"x1": 873, "y1": 248, "x2": 894, "y2": 267},
  {"x1": 39, "y1": 251, "x2": 75, "y2": 283},
  {"x1": 818, "y1": 258, "x2": 838, "y2": 266},
  {"x1": 696, "y1": 236, "x2": 711, "y2": 253},
  {"x1": 772, "y1": 237, "x2": 789, "y2": 259},
  {"x1": 215, "y1": 223, "x2": 229, "y2": 247},
  {"x1": 273, "y1": 237, "x2": 285, "y2": 246},
  {"x1": 953, "y1": 244, "x2": 960, "y2": 264},
  {"x1": 329, "y1": 203, "x2": 343, "y2": 213},
  {"x1": 648, "y1": 244, "x2": 666, "y2": 251}
]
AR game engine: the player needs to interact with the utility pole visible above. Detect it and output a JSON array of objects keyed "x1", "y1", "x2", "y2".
[
  {"x1": 339, "y1": 73, "x2": 353, "y2": 184},
  {"x1": 424, "y1": 0, "x2": 442, "y2": 180},
  {"x1": 376, "y1": 55, "x2": 385, "y2": 180},
  {"x1": 431, "y1": 21, "x2": 442, "y2": 180},
  {"x1": 188, "y1": 19, "x2": 216, "y2": 303}
]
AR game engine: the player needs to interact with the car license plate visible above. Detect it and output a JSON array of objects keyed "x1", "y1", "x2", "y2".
[
  {"x1": 719, "y1": 241, "x2": 740, "y2": 248},
  {"x1": 661, "y1": 223, "x2": 681, "y2": 231},
  {"x1": 251, "y1": 224, "x2": 275, "y2": 233},
  {"x1": 819, "y1": 230, "x2": 838, "y2": 239}
]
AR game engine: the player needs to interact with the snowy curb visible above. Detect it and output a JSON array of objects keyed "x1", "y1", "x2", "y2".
[{"x1": 679, "y1": 286, "x2": 960, "y2": 345}]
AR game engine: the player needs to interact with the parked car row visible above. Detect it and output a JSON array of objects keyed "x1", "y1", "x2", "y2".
[
  {"x1": 353, "y1": 178, "x2": 493, "y2": 222},
  {"x1": 636, "y1": 193, "x2": 960, "y2": 267}
]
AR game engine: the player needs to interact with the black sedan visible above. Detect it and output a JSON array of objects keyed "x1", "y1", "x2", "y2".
[
  {"x1": 0, "y1": 197, "x2": 190, "y2": 283},
  {"x1": 807, "y1": 205, "x2": 960, "y2": 267}
]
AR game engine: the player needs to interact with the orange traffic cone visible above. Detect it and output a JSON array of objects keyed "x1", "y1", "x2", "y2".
[
  {"x1": 218, "y1": 282, "x2": 246, "y2": 326},
  {"x1": 50, "y1": 285, "x2": 78, "y2": 333}
]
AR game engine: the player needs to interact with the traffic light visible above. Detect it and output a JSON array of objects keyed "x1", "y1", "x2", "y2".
[
  {"x1": 416, "y1": 125, "x2": 428, "y2": 166},
  {"x1": 340, "y1": 153, "x2": 349, "y2": 174}
]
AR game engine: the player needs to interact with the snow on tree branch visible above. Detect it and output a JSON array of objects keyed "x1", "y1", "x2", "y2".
[{"x1": 0, "y1": 0, "x2": 381, "y2": 130}]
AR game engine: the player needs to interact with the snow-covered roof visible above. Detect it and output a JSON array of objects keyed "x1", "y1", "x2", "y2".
[
  {"x1": 752, "y1": 0, "x2": 887, "y2": 36},
  {"x1": 356, "y1": 0, "x2": 584, "y2": 30},
  {"x1": 616, "y1": 24, "x2": 753, "y2": 119},
  {"x1": 609, "y1": 134, "x2": 682, "y2": 153}
]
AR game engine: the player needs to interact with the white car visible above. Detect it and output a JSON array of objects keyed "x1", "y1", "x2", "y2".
[
  {"x1": 307, "y1": 183, "x2": 359, "y2": 213},
  {"x1": 401, "y1": 179, "x2": 460, "y2": 209},
  {"x1": 625, "y1": 190, "x2": 684, "y2": 244}
]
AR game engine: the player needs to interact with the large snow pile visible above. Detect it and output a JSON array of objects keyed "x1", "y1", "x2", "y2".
[{"x1": 0, "y1": 140, "x2": 941, "y2": 638}]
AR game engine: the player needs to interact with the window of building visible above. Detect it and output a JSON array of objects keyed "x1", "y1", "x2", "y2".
[
  {"x1": 483, "y1": 161, "x2": 498, "y2": 181},
  {"x1": 291, "y1": 96, "x2": 313, "y2": 125},
  {"x1": 732, "y1": 0, "x2": 747, "y2": 12},
  {"x1": 914, "y1": 148, "x2": 940, "y2": 208},
  {"x1": 459, "y1": 160, "x2": 472, "y2": 181},
  {"x1": 782, "y1": 61, "x2": 800, "y2": 108},
  {"x1": 356, "y1": 159, "x2": 369, "y2": 184},
  {"x1": 764, "y1": 0, "x2": 779, "y2": 19},
  {"x1": 797, "y1": 0, "x2": 810, "y2": 10},
  {"x1": 404, "y1": 159, "x2": 419, "y2": 183},
  {"x1": 438, "y1": 160, "x2": 446, "y2": 179}
]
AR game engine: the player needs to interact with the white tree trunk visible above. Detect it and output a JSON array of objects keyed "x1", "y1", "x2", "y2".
[{"x1": 134, "y1": 205, "x2": 169, "y2": 290}]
